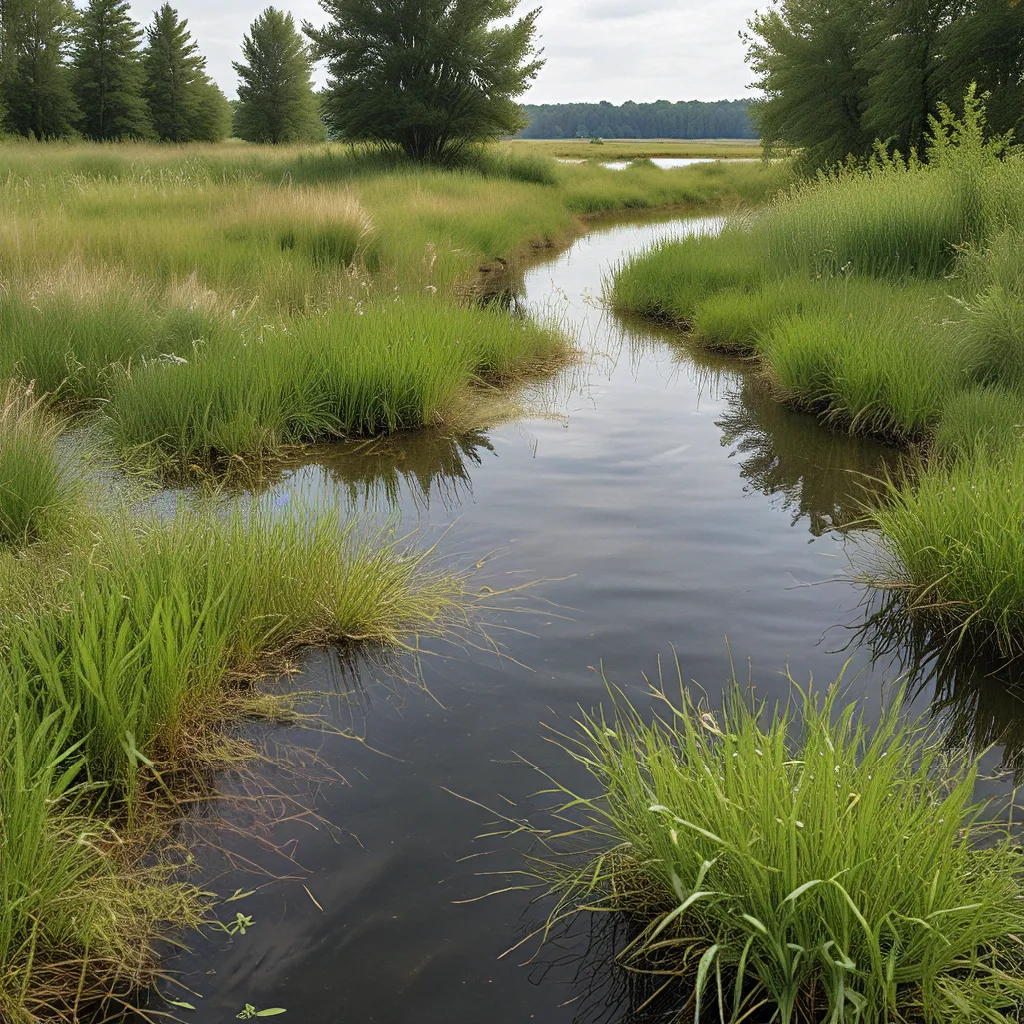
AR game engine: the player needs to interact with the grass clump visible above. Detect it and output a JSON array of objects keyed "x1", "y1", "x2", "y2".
[
  {"x1": 0, "y1": 383, "x2": 78, "y2": 546},
  {"x1": 105, "y1": 298, "x2": 568, "y2": 474},
  {"x1": 0, "y1": 499, "x2": 466, "y2": 1018},
  {"x1": 610, "y1": 228, "x2": 760, "y2": 326},
  {"x1": 536, "y1": 675, "x2": 1024, "y2": 1023},
  {"x1": 869, "y1": 445, "x2": 1024, "y2": 655}
]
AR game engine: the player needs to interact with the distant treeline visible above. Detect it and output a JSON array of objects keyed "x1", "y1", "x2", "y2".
[{"x1": 517, "y1": 100, "x2": 757, "y2": 140}]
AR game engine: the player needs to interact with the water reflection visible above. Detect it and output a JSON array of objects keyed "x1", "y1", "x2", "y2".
[
  {"x1": 714, "y1": 373, "x2": 902, "y2": 536},
  {"x1": 854, "y1": 594, "x2": 1024, "y2": 779},
  {"x1": 262, "y1": 428, "x2": 496, "y2": 517}
]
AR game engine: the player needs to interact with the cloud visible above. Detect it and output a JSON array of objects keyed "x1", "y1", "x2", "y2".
[{"x1": 128, "y1": 0, "x2": 757, "y2": 105}]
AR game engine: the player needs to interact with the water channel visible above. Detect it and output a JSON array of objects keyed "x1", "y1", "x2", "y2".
[{"x1": 156, "y1": 215, "x2": 1024, "y2": 1023}]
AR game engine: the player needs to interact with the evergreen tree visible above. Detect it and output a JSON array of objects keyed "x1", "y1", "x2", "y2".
[
  {"x1": 72, "y1": 0, "x2": 151, "y2": 140},
  {"x1": 1, "y1": 0, "x2": 79, "y2": 137},
  {"x1": 190, "y1": 73, "x2": 232, "y2": 141},
  {"x1": 233, "y1": 6, "x2": 324, "y2": 143},
  {"x1": 142, "y1": 3, "x2": 225, "y2": 141},
  {"x1": 304, "y1": 0, "x2": 544, "y2": 163}
]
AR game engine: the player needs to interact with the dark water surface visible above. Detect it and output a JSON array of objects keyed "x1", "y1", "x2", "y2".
[{"x1": 158, "y1": 217, "x2": 1017, "y2": 1023}]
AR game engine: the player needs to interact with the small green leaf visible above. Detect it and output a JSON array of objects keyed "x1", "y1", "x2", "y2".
[
  {"x1": 256, "y1": 1010, "x2": 287, "y2": 1017},
  {"x1": 166, "y1": 999, "x2": 196, "y2": 1010}
]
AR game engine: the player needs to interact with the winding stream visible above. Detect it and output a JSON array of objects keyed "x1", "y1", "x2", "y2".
[{"x1": 156, "y1": 216, "x2": 1020, "y2": 1023}]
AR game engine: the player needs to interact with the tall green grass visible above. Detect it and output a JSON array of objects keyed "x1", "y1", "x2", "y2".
[
  {"x1": 535, "y1": 675, "x2": 1024, "y2": 1023},
  {"x1": 608, "y1": 94, "x2": 1024, "y2": 650},
  {"x1": 104, "y1": 298, "x2": 568, "y2": 473},
  {"x1": 0, "y1": 497, "x2": 466, "y2": 1018},
  {"x1": 869, "y1": 445, "x2": 1024, "y2": 655},
  {"x1": 0, "y1": 383, "x2": 78, "y2": 546}
]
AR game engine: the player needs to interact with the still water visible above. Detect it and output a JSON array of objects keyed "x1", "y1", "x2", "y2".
[{"x1": 159, "y1": 217, "x2": 1018, "y2": 1023}]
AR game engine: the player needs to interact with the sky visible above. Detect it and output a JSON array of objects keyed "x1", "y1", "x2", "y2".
[{"x1": 126, "y1": 0, "x2": 759, "y2": 104}]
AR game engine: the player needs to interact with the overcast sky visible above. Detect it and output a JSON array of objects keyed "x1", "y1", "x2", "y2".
[{"x1": 125, "y1": 0, "x2": 759, "y2": 104}]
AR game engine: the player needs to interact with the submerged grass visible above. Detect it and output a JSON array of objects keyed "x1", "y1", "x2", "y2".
[{"x1": 533, "y1": 672, "x2": 1024, "y2": 1023}]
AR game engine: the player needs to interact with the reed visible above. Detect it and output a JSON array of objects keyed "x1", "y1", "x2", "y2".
[{"x1": 535, "y1": 673, "x2": 1024, "y2": 1023}]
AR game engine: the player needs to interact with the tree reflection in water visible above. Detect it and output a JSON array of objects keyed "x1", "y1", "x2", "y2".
[{"x1": 715, "y1": 372, "x2": 903, "y2": 537}]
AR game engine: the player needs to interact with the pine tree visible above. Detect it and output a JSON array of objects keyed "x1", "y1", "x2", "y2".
[
  {"x1": 72, "y1": 0, "x2": 151, "y2": 140},
  {"x1": 142, "y1": 3, "x2": 226, "y2": 142},
  {"x1": 1, "y1": 0, "x2": 79, "y2": 138},
  {"x1": 233, "y1": 7, "x2": 324, "y2": 144},
  {"x1": 190, "y1": 73, "x2": 232, "y2": 141},
  {"x1": 304, "y1": 0, "x2": 543, "y2": 163}
]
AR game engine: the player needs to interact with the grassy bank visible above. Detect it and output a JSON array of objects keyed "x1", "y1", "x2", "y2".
[
  {"x1": 0, "y1": 472, "x2": 466, "y2": 1020},
  {"x1": 0, "y1": 140, "x2": 788, "y2": 474},
  {"x1": 609, "y1": 94, "x2": 1024, "y2": 651},
  {"x1": 535, "y1": 676, "x2": 1024, "y2": 1023}
]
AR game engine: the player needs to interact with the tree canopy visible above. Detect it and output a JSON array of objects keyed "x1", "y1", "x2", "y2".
[
  {"x1": 72, "y1": 0, "x2": 152, "y2": 140},
  {"x1": 1, "y1": 0, "x2": 79, "y2": 138},
  {"x1": 517, "y1": 99, "x2": 757, "y2": 140},
  {"x1": 304, "y1": 0, "x2": 544, "y2": 162},
  {"x1": 233, "y1": 6, "x2": 324, "y2": 143},
  {"x1": 142, "y1": 3, "x2": 230, "y2": 142},
  {"x1": 746, "y1": 0, "x2": 1024, "y2": 167}
]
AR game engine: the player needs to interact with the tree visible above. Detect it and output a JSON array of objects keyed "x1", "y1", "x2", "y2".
[
  {"x1": 233, "y1": 6, "x2": 324, "y2": 143},
  {"x1": 744, "y1": 0, "x2": 875, "y2": 167},
  {"x1": 860, "y1": 0, "x2": 962, "y2": 154},
  {"x1": 142, "y1": 3, "x2": 226, "y2": 141},
  {"x1": 304, "y1": 0, "x2": 544, "y2": 163},
  {"x1": 1, "y1": 0, "x2": 79, "y2": 137},
  {"x1": 72, "y1": 0, "x2": 151, "y2": 140}
]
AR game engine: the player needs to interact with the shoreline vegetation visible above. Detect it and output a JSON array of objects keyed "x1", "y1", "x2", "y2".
[
  {"x1": 0, "y1": 141, "x2": 787, "y2": 477},
  {"x1": 529, "y1": 672, "x2": 1024, "y2": 1023},
  {"x1": 610, "y1": 91, "x2": 1024, "y2": 657},
  {"x1": 0, "y1": 400, "x2": 469, "y2": 1021},
  {"x1": 0, "y1": 141, "x2": 784, "y2": 1019}
]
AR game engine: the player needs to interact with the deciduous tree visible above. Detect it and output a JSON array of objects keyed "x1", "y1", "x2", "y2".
[{"x1": 304, "y1": 0, "x2": 544, "y2": 163}]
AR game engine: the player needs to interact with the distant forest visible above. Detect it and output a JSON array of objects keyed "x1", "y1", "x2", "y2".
[{"x1": 517, "y1": 99, "x2": 757, "y2": 139}]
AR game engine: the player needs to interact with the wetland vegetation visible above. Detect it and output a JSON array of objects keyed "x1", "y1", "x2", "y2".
[
  {"x1": 612, "y1": 91, "x2": 1024, "y2": 656},
  {"x1": 0, "y1": 77, "x2": 782, "y2": 1024},
  {"x1": 4, "y1": 0, "x2": 1024, "y2": 1018}
]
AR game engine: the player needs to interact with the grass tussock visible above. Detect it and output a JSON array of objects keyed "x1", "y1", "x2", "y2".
[
  {"x1": 103, "y1": 298, "x2": 569, "y2": 474},
  {"x1": 535, "y1": 674, "x2": 1024, "y2": 1023},
  {"x1": 0, "y1": 383, "x2": 79, "y2": 546},
  {"x1": 0, "y1": 480, "x2": 467, "y2": 1019}
]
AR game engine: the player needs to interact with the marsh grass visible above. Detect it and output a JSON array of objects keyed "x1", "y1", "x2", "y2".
[
  {"x1": 104, "y1": 298, "x2": 570, "y2": 474},
  {"x1": 0, "y1": 383, "x2": 79, "y2": 546},
  {"x1": 0, "y1": 495, "x2": 467, "y2": 1020},
  {"x1": 867, "y1": 446, "x2": 1024, "y2": 655},
  {"x1": 531, "y1": 672, "x2": 1024, "y2": 1023},
  {"x1": 607, "y1": 97, "x2": 1024, "y2": 650}
]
